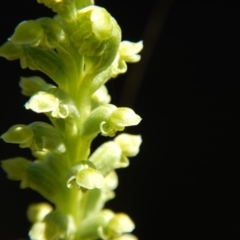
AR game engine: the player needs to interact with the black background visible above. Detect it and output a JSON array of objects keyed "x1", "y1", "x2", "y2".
[{"x1": 1, "y1": 0, "x2": 240, "y2": 239}]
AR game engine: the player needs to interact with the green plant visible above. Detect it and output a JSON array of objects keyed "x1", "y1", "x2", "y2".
[{"x1": 0, "y1": 0, "x2": 142, "y2": 239}]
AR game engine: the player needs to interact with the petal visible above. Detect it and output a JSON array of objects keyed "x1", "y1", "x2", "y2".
[
  {"x1": 9, "y1": 20, "x2": 44, "y2": 46},
  {"x1": 107, "y1": 213, "x2": 135, "y2": 237},
  {"x1": 19, "y1": 76, "x2": 47, "y2": 96},
  {"x1": 25, "y1": 91, "x2": 59, "y2": 113},
  {"x1": 1, "y1": 157, "x2": 31, "y2": 181},
  {"x1": 76, "y1": 168, "x2": 105, "y2": 189},
  {"x1": 114, "y1": 134, "x2": 142, "y2": 157},
  {"x1": 29, "y1": 222, "x2": 47, "y2": 240},
  {"x1": 113, "y1": 234, "x2": 138, "y2": 240},
  {"x1": 27, "y1": 202, "x2": 53, "y2": 223},
  {"x1": 110, "y1": 108, "x2": 141, "y2": 128},
  {"x1": 104, "y1": 171, "x2": 118, "y2": 190},
  {"x1": 119, "y1": 41, "x2": 143, "y2": 63}
]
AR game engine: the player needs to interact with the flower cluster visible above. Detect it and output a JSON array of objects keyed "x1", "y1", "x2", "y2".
[{"x1": 0, "y1": 0, "x2": 142, "y2": 239}]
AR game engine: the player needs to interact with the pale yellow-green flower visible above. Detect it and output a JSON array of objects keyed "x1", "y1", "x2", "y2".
[
  {"x1": 98, "y1": 212, "x2": 135, "y2": 240},
  {"x1": 82, "y1": 104, "x2": 141, "y2": 137},
  {"x1": 27, "y1": 202, "x2": 53, "y2": 223},
  {"x1": 89, "y1": 134, "x2": 142, "y2": 176},
  {"x1": 25, "y1": 89, "x2": 80, "y2": 119},
  {"x1": 91, "y1": 84, "x2": 111, "y2": 109},
  {"x1": 114, "y1": 133, "x2": 142, "y2": 157},
  {"x1": 67, "y1": 160, "x2": 105, "y2": 190},
  {"x1": 111, "y1": 41, "x2": 143, "y2": 78}
]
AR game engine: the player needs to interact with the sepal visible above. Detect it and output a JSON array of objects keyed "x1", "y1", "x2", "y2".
[
  {"x1": 19, "y1": 76, "x2": 55, "y2": 96},
  {"x1": 1, "y1": 157, "x2": 30, "y2": 187},
  {"x1": 0, "y1": 41, "x2": 23, "y2": 60}
]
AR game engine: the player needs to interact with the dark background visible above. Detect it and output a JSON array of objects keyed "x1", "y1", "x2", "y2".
[{"x1": 1, "y1": 0, "x2": 240, "y2": 239}]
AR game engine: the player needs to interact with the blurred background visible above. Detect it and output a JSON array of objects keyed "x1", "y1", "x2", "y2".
[{"x1": 1, "y1": 0, "x2": 240, "y2": 239}]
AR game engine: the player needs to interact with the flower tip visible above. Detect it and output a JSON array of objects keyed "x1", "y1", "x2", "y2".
[{"x1": 134, "y1": 115, "x2": 142, "y2": 125}]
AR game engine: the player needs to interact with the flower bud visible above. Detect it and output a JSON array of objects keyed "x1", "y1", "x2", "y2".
[
  {"x1": 114, "y1": 134, "x2": 142, "y2": 157},
  {"x1": 1, "y1": 124, "x2": 34, "y2": 148},
  {"x1": 19, "y1": 76, "x2": 48, "y2": 96},
  {"x1": 27, "y1": 202, "x2": 53, "y2": 223},
  {"x1": 9, "y1": 20, "x2": 44, "y2": 46},
  {"x1": 98, "y1": 212, "x2": 135, "y2": 240},
  {"x1": 91, "y1": 85, "x2": 111, "y2": 109}
]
